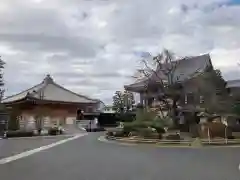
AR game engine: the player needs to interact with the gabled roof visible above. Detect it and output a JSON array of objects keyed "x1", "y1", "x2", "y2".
[
  {"x1": 124, "y1": 78, "x2": 149, "y2": 92},
  {"x1": 125, "y1": 54, "x2": 212, "y2": 92},
  {"x1": 2, "y1": 74, "x2": 98, "y2": 104},
  {"x1": 150, "y1": 54, "x2": 212, "y2": 83}
]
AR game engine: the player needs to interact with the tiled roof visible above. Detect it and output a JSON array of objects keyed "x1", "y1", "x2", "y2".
[
  {"x1": 125, "y1": 54, "x2": 212, "y2": 91},
  {"x1": 2, "y1": 74, "x2": 98, "y2": 104},
  {"x1": 124, "y1": 78, "x2": 149, "y2": 92},
  {"x1": 150, "y1": 54, "x2": 212, "y2": 83}
]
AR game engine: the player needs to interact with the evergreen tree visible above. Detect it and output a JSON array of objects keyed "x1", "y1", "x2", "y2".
[{"x1": 112, "y1": 90, "x2": 135, "y2": 113}]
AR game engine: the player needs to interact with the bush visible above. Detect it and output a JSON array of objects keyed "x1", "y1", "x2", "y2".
[
  {"x1": 6, "y1": 130, "x2": 34, "y2": 138},
  {"x1": 165, "y1": 134, "x2": 181, "y2": 141},
  {"x1": 122, "y1": 112, "x2": 172, "y2": 139},
  {"x1": 106, "y1": 130, "x2": 126, "y2": 137},
  {"x1": 137, "y1": 128, "x2": 157, "y2": 138},
  {"x1": 106, "y1": 131, "x2": 114, "y2": 136},
  {"x1": 114, "y1": 131, "x2": 126, "y2": 137},
  {"x1": 117, "y1": 112, "x2": 136, "y2": 122},
  {"x1": 48, "y1": 127, "x2": 59, "y2": 135}
]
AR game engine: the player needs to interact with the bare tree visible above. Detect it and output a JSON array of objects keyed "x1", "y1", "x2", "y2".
[
  {"x1": 134, "y1": 49, "x2": 206, "y2": 127},
  {"x1": 134, "y1": 49, "x2": 181, "y2": 125}
]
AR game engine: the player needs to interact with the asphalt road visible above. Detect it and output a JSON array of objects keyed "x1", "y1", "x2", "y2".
[
  {"x1": 0, "y1": 136, "x2": 72, "y2": 159},
  {"x1": 0, "y1": 133, "x2": 240, "y2": 180}
]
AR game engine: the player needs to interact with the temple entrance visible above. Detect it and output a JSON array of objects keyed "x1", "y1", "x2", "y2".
[{"x1": 76, "y1": 109, "x2": 84, "y2": 120}]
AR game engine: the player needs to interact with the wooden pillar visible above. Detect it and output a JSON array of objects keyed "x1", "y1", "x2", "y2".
[
  {"x1": 140, "y1": 93, "x2": 144, "y2": 105},
  {"x1": 144, "y1": 92, "x2": 148, "y2": 108}
]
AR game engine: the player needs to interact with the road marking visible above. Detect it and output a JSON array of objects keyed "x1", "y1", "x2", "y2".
[
  {"x1": 0, "y1": 134, "x2": 86, "y2": 165},
  {"x1": 239, "y1": 164, "x2": 240, "y2": 171}
]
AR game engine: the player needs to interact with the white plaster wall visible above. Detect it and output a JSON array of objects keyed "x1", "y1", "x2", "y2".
[
  {"x1": 43, "y1": 116, "x2": 51, "y2": 128},
  {"x1": 66, "y1": 117, "x2": 75, "y2": 125}
]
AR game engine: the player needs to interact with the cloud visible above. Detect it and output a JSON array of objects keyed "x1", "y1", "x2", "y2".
[{"x1": 1, "y1": 0, "x2": 240, "y2": 104}]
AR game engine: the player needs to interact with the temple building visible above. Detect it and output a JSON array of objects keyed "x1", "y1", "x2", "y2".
[
  {"x1": 2, "y1": 74, "x2": 100, "y2": 130},
  {"x1": 124, "y1": 54, "x2": 216, "y2": 112}
]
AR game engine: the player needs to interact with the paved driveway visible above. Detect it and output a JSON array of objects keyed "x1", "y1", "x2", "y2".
[
  {"x1": 0, "y1": 136, "x2": 72, "y2": 159},
  {"x1": 0, "y1": 133, "x2": 240, "y2": 180}
]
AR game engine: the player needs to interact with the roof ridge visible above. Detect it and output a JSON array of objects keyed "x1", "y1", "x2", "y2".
[
  {"x1": 2, "y1": 82, "x2": 43, "y2": 101},
  {"x1": 30, "y1": 81, "x2": 49, "y2": 99},
  {"x1": 177, "y1": 53, "x2": 210, "y2": 61}
]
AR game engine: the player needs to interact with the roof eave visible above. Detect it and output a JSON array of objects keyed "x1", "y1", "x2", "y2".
[
  {"x1": 2, "y1": 97, "x2": 29, "y2": 105},
  {"x1": 30, "y1": 97, "x2": 98, "y2": 105},
  {"x1": 124, "y1": 85, "x2": 146, "y2": 92}
]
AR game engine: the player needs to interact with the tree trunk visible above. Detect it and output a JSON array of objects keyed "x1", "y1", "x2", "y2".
[{"x1": 172, "y1": 99, "x2": 179, "y2": 128}]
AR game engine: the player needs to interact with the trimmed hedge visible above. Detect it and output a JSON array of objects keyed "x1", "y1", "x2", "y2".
[
  {"x1": 48, "y1": 127, "x2": 63, "y2": 135},
  {"x1": 6, "y1": 130, "x2": 35, "y2": 138},
  {"x1": 165, "y1": 134, "x2": 181, "y2": 141}
]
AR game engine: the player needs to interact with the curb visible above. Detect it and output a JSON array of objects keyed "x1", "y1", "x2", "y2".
[
  {"x1": 101, "y1": 135, "x2": 192, "y2": 148},
  {"x1": 98, "y1": 136, "x2": 136, "y2": 146},
  {"x1": 106, "y1": 136, "x2": 192, "y2": 147},
  {"x1": 104, "y1": 135, "x2": 240, "y2": 149}
]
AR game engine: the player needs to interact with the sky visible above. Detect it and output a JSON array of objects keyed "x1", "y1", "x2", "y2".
[{"x1": 1, "y1": 0, "x2": 240, "y2": 104}]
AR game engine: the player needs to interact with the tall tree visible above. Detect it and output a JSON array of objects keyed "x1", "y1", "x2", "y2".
[
  {"x1": 112, "y1": 90, "x2": 135, "y2": 113},
  {"x1": 123, "y1": 90, "x2": 135, "y2": 111},
  {"x1": 135, "y1": 49, "x2": 204, "y2": 126},
  {"x1": 0, "y1": 56, "x2": 4, "y2": 101},
  {"x1": 112, "y1": 91, "x2": 124, "y2": 113},
  {"x1": 197, "y1": 69, "x2": 232, "y2": 115},
  {"x1": 136, "y1": 49, "x2": 180, "y2": 121}
]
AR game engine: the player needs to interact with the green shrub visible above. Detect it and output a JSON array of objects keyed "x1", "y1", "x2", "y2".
[
  {"x1": 165, "y1": 134, "x2": 181, "y2": 141},
  {"x1": 114, "y1": 131, "x2": 126, "y2": 137},
  {"x1": 135, "y1": 110, "x2": 156, "y2": 122},
  {"x1": 106, "y1": 129, "x2": 127, "y2": 137},
  {"x1": 6, "y1": 130, "x2": 34, "y2": 138},
  {"x1": 137, "y1": 128, "x2": 154, "y2": 138},
  {"x1": 48, "y1": 127, "x2": 59, "y2": 135},
  {"x1": 106, "y1": 131, "x2": 114, "y2": 136},
  {"x1": 122, "y1": 111, "x2": 172, "y2": 138},
  {"x1": 117, "y1": 112, "x2": 135, "y2": 122},
  {"x1": 123, "y1": 122, "x2": 135, "y2": 133}
]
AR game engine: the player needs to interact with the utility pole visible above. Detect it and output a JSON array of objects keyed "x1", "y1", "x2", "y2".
[{"x1": 38, "y1": 89, "x2": 44, "y2": 134}]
